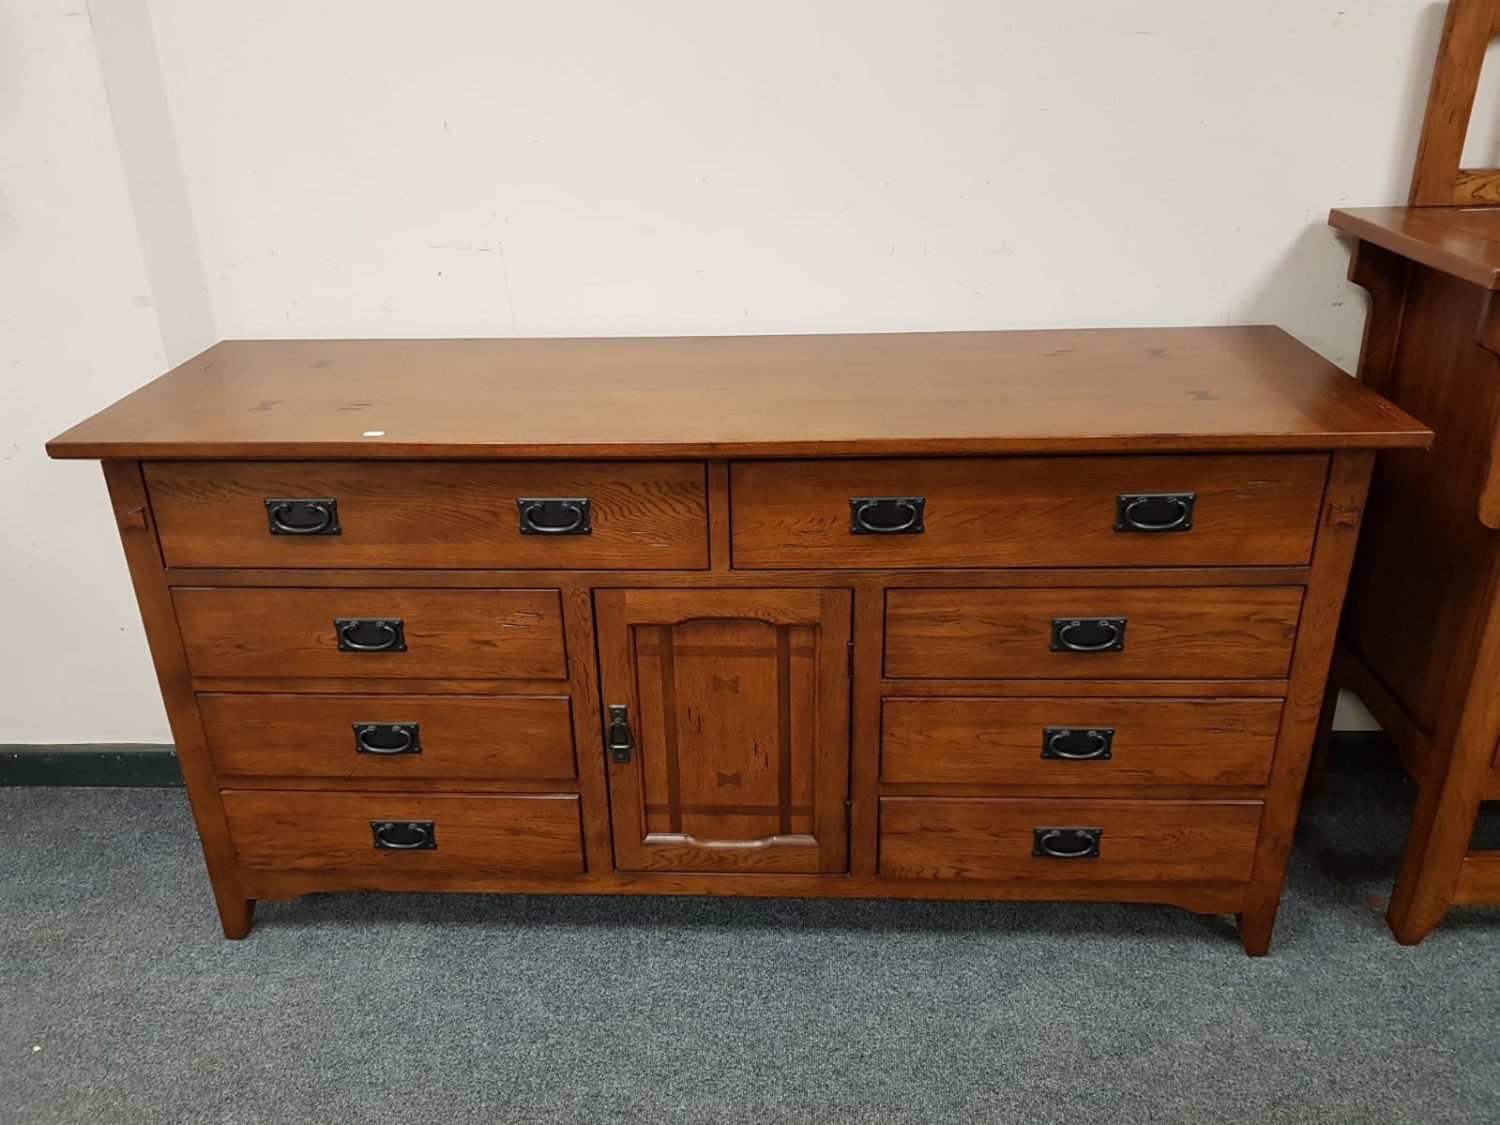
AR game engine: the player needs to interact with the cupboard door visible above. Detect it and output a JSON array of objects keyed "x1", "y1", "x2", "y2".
[{"x1": 595, "y1": 589, "x2": 851, "y2": 873}]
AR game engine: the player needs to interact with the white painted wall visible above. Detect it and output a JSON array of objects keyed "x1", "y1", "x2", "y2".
[
  {"x1": 145, "y1": 0, "x2": 1441, "y2": 367},
  {"x1": 12, "y1": 0, "x2": 1450, "y2": 742},
  {"x1": 1, "y1": 1, "x2": 192, "y2": 743}
]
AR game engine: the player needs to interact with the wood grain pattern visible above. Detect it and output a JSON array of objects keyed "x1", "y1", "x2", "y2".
[
  {"x1": 222, "y1": 791, "x2": 585, "y2": 889},
  {"x1": 159, "y1": 564, "x2": 1315, "y2": 590},
  {"x1": 237, "y1": 865, "x2": 1245, "y2": 913},
  {"x1": 188, "y1": 677, "x2": 572, "y2": 695},
  {"x1": 877, "y1": 797, "x2": 1262, "y2": 884},
  {"x1": 848, "y1": 583, "x2": 886, "y2": 879},
  {"x1": 45, "y1": 330, "x2": 1429, "y2": 461},
  {"x1": 880, "y1": 697, "x2": 1283, "y2": 787},
  {"x1": 877, "y1": 678, "x2": 1289, "y2": 699},
  {"x1": 218, "y1": 778, "x2": 578, "y2": 795},
  {"x1": 707, "y1": 459, "x2": 732, "y2": 574},
  {"x1": 173, "y1": 587, "x2": 567, "y2": 681},
  {"x1": 879, "y1": 781, "x2": 1268, "y2": 802},
  {"x1": 731, "y1": 455, "x2": 1327, "y2": 569},
  {"x1": 883, "y1": 587, "x2": 1303, "y2": 681},
  {"x1": 1452, "y1": 168, "x2": 1500, "y2": 204},
  {"x1": 559, "y1": 581, "x2": 618, "y2": 881},
  {"x1": 596, "y1": 588, "x2": 850, "y2": 873},
  {"x1": 199, "y1": 693, "x2": 577, "y2": 781},
  {"x1": 147, "y1": 460, "x2": 709, "y2": 569},
  {"x1": 1453, "y1": 851, "x2": 1500, "y2": 904},
  {"x1": 1473, "y1": 292, "x2": 1500, "y2": 526}
]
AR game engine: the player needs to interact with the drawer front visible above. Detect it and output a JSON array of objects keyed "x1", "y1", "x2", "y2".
[
  {"x1": 200, "y1": 694, "x2": 577, "y2": 781},
  {"x1": 883, "y1": 587, "x2": 1302, "y2": 680},
  {"x1": 147, "y1": 460, "x2": 709, "y2": 569},
  {"x1": 731, "y1": 455, "x2": 1327, "y2": 569},
  {"x1": 174, "y1": 588, "x2": 567, "y2": 681},
  {"x1": 878, "y1": 797, "x2": 1262, "y2": 882},
  {"x1": 881, "y1": 697, "x2": 1282, "y2": 786},
  {"x1": 222, "y1": 791, "x2": 585, "y2": 888}
]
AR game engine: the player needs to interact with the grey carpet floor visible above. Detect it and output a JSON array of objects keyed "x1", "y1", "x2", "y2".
[{"x1": 1, "y1": 778, "x2": 1497, "y2": 1125}]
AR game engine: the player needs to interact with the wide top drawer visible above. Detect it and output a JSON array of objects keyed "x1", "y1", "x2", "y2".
[
  {"x1": 730, "y1": 454, "x2": 1327, "y2": 569},
  {"x1": 146, "y1": 460, "x2": 708, "y2": 569}
]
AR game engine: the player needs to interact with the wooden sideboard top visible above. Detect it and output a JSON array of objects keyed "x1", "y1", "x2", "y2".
[
  {"x1": 1331, "y1": 206, "x2": 1500, "y2": 290},
  {"x1": 47, "y1": 327, "x2": 1430, "y2": 460}
]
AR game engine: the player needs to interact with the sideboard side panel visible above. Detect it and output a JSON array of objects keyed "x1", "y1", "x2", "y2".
[
  {"x1": 1342, "y1": 267, "x2": 1500, "y2": 735},
  {"x1": 101, "y1": 459, "x2": 254, "y2": 937},
  {"x1": 1237, "y1": 449, "x2": 1375, "y2": 955}
]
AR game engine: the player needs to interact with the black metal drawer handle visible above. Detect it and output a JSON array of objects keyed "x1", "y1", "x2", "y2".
[
  {"x1": 1050, "y1": 617, "x2": 1126, "y2": 653},
  {"x1": 265, "y1": 498, "x2": 341, "y2": 536},
  {"x1": 1115, "y1": 493, "x2": 1195, "y2": 533},
  {"x1": 370, "y1": 820, "x2": 436, "y2": 850},
  {"x1": 518, "y1": 498, "x2": 592, "y2": 536},
  {"x1": 335, "y1": 618, "x2": 407, "y2": 653},
  {"x1": 1041, "y1": 727, "x2": 1115, "y2": 761},
  {"x1": 353, "y1": 723, "x2": 421, "y2": 755},
  {"x1": 1032, "y1": 827, "x2": 1102, "y2": 859},
  {"x1": 850, "y1": 496, "x2": 925, "y2": 534}
]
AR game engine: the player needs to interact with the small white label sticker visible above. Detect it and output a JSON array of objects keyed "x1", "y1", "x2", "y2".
[{"x1": 362, "y1": 430, "x2": 386, "y2": 437}]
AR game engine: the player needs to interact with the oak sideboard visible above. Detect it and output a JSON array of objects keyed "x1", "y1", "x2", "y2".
[{"x1": 47, "y1": 328, "x2": 1429, "y2": 953}]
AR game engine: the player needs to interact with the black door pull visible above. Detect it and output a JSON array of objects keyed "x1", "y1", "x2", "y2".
[{"x1": 606, "y1": 704, "x2": 634, "y2": 763}]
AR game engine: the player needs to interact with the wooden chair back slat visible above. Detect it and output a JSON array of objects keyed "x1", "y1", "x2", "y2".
[{"x1": 1411, "y1": 0, "x2": 1500, "y2": 205}]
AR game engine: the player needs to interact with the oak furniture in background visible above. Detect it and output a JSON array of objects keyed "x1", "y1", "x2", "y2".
[
  {"x1": 1322, "y1": 0, "x2": 1500, "y2": 944},
  {"x1": 48, "y1": 328, "x2": 1427, "y2": 954}
]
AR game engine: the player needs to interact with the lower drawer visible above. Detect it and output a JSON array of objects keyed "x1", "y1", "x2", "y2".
[
  {"x1": 222, "y1": 791, "x2": 586, "y2": 889},
  {"x1": 173, "y1": 587, "x2": 567, "y2": 681},
  {"x1": 883, "y1": 587, "x2": 1302, "y2": 680},
  {"x1": 877, "y1": 797, "x2": 1262, "y2": 883},
  {"x1": 881, "y1": 697, "x2": 1283, "y2": 787},
  {"x1": 200, "y1": 694, "x2": 578, "y2": 782}
]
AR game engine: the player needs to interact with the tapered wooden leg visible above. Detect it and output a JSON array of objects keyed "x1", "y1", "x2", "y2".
[
  {"x1": 1236, "y1": 906, "x2": 1275, "y2": 957},
  {"x1": 1384, "y1": 555, "x2": 1500, "y2": 944},
  {"x1": 1386, "y1": 761, "x2": 1484, "y2": 944},
  {"x1": 215, "y1": 894, "x2": 256, "y2": 939}
]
